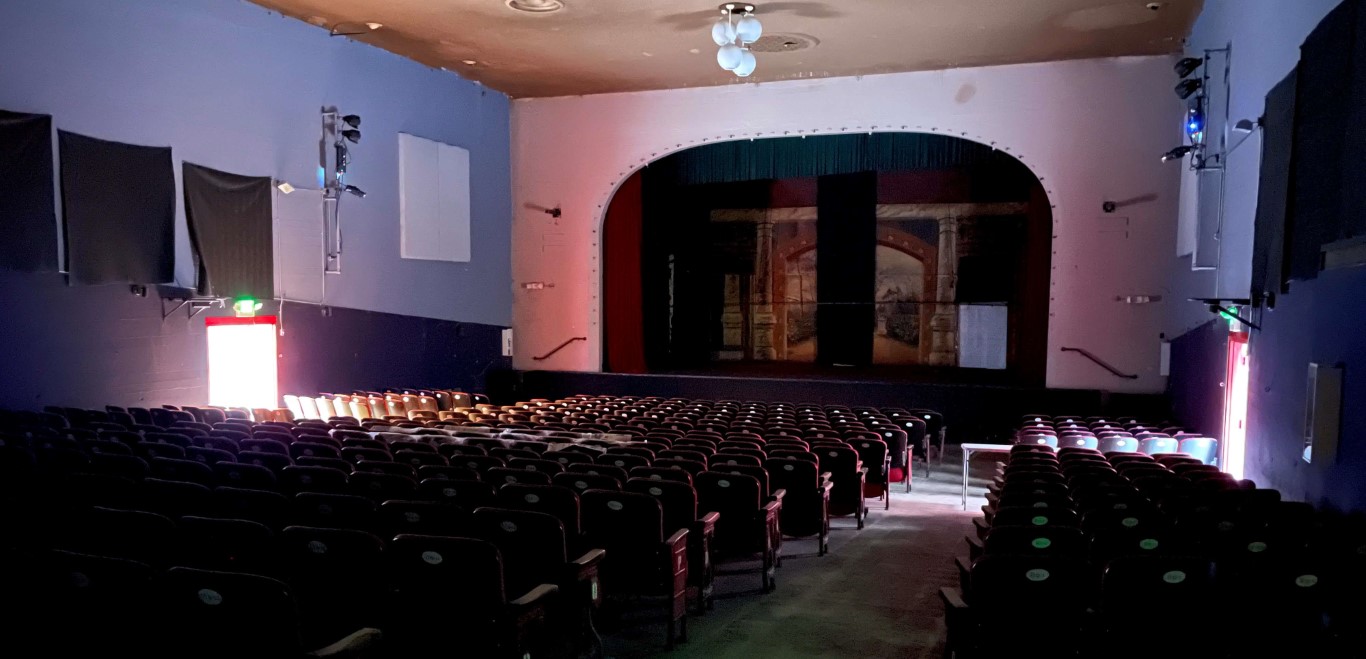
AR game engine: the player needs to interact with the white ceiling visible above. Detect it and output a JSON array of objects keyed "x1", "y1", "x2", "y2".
[{"x1": 249, "y1": 0, "x2": 1203, "y2": 97}]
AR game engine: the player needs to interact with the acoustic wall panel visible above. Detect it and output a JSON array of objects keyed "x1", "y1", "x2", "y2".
[
  {"x1": 399, "y1": 133, "x2": 471, "y2": 263},
  {"x1": 59, "y1": 130, "x2": 174, "y2": 285},
  {"x1": 183, "y1": 162, "x2": 273, "y2": 299},
  {"x1": 273, "y1": 188, "x2": 325, "y2": 303},
  {"x1": 0, "y1": 109, "x2": 58, "y2": 272}
]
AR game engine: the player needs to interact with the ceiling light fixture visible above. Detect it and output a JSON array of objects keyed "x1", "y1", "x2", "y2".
[
  {"x1": 329, "y1": 21, "x2": 384, "y2": 37},
  {"x1": 712, "y1": 3, "x2": 762, "y2": 78},
  {"x1": 462, "y1": 60, "x2": 478, "y2": 65},
  {"x1": 506, "y1": 0, "x2": 564, "y2": 13}
]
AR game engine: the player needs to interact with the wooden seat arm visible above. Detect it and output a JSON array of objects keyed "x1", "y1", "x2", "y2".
[
  {"x1": 819, "y1": 480, "x2": 834, "y2": 495},
  {"x1": 770, "y1": 488, "x2": 787, "y2": 503},
  {"x1": 665, "y1": 527, "x2": 690, "y2": 550},
  {"x1": 572, "y1": 547, "x2": 607, "y2": 569},
  {"x1": 939, "y1": 587, "x2": 968, "y2": 611},
  {"x1": 307, "y1": 627, "x2": 383, "y2": 658},
  {"x1": 761, "y1": 499, "x2": 781, "y2": 514},
  {"x1": 509, "y1": 583, "x2": 559, "y2": 609}
]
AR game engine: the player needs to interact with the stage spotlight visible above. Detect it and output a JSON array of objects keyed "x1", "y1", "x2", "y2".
[
  {"x1": 1174, "y1": 57, "x2": 1203, "y2": 78},
  {"x1": 1186, "y1": 98, "x2": 1205, "y2": 142},
  {"x1": 1161, "y1": 146, "x2": 1195, "y2": 163},
  {"x1": 344, "y1": 184, "x2": 367, "y2": 198},
  {"x1": 342, "y1": 114, "x2": 361, "y2": 129},
  {"x1": 342, "y1": 129, "x2": 361, "y2": 144},
  {"x1": 1175, "y1": 79, "x2": 1203, "y2": 99}
]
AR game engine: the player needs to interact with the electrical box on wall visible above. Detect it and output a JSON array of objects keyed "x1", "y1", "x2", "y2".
[
  {"x1": 1303, "y1": 363, "x2": 1343, "y2": 464},
  {"x1": 502, "y1": 328, "x2": 514, "y2": 357}
]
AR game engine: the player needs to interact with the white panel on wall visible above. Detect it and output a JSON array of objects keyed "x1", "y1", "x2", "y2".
[
  {"x1": 958, "y1": 305, "x2": 1009, "y2": 369},
  {"x1": 273, "y1": 188, "x2": 325, "y2": 303},
  {"x1": 399, "y1": 133, "x2": 471, "y2": 263}
]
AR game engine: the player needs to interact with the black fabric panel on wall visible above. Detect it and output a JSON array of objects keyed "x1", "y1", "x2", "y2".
[
  {"x1": 816, "y1": 171, "x2": 877, "y2": 366},
  {"x1": 183, "y1": 162, "x2": 274, "y2": 299},
  {"x1": 1344, "y1": 0, "x2": 1366, "y2": 241},
  {"x1": 1252, "y1": 71, "x2": 1297, "y2": 299},
  {"x1": 0, "y1": 110, "x2": 58, "y2": 272},
  {"x1": 59, "y1": 131, "x2": 174, "y2": 285},
  {"x1": 1289, "y1": 0, "x2": 1356, "y2": 281}
]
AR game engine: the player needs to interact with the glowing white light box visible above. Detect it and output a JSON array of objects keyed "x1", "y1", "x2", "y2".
[{"x1": 206, "y1": 316, "x2": 279, "y2": 410}]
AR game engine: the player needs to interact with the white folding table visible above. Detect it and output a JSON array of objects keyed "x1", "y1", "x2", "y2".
[{"x1": 960, "y1": 442, "x2": 1013, "y2": 510}]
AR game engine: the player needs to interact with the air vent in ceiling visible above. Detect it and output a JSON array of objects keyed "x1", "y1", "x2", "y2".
[{"x1": 749, "y1": 33, "x2": 819, "y2": 53}]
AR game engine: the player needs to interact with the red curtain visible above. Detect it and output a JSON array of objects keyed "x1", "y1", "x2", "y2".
[{"x1": 603, "y1": 171, "x2": 647, "y2": 373}]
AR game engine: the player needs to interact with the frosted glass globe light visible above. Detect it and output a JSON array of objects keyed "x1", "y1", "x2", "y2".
[
  {"x1": 718, "y1": 43, "x2": 743, "y2": 70},
  {"x1": 711, "y1": 19, "x2": 737, "y2": 46},
  {"x1": 736, "y1": 13, "x2": 763, "y2": 44},
  {"x1": 734, "y1": 49, "x2": 757, "y2": 77}
]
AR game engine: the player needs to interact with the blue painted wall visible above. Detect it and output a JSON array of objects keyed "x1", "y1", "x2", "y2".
[
  {"x1": 1167, "y1": 0, "x2": 1366, "y2": 511},
  {"x1": 0, "y1": 0, "x2": 511, "y2": 325},
  {"x1": 0, "y1": 0, "x2": 512, "y2": 410}
]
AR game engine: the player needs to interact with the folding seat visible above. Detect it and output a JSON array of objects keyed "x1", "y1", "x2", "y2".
[
  {"x1": 377, "y1": 499, "x2": 473, "y2": 538},
  {"x1": 1177, "y1": 436, "x2": 1219, "y2": 465},
  {"x1": 769, "y1": 449, "x2": 819, "y2": 467},
  {"x1": 507, "y1": 457, "x2": 567, "y2": 475},
  {"x1": 418, "y1": 477, "x2": 496, "y2": 508},
  {"x1": 283, "y1": 441, "x2": 336, "y2": 462},
  {"x1": 21, "y1": 550, "x2": 156, "y2": 655},
  {"x1": 848, "y1": 438, "x2": 891, "y2": 510},
  {"x1": 83, "y1": 437, "x2": 131, "y2": 459},
  {"x1": 657, "y1": 448, "x2": 709, "y2": 464},
  {"x1": 131, "y1": 439, "x2": 188, "y2": 462},
  {"x1": 941, "y1": 554, "x2": 1084, "y2": 658},
  {"x1": 673, "y1": 438, "x2": 717, "y2": 454},
  {"x1": 212, "y1": 483, "x2": 290, "y2": 525},
  {"x1": 553, "y1": 471, "x2": 622, "y2": 495},
  {"x1": 393, "y1": 450, "x2": 447, "y2": 472},
  {"x1": 1098, "y1": 556, "x2": 1220, "y2": 658},
  {"x1": 1098, "y1": 435, "x2": 1139, "y2": 453},
  {"x1": 708, "y1": 452, "x2": 762, "y2": 468},
  {"x1": 765, "y1": 458, "x2": 832, "y2": 556},
  {"x1": 60, "y1": 506, "x2": 180, "y2": 566},
  {"x1": 596, "y1": 452, "x2": 649, "y2": 471},
  {"x1": 975, "y1": 525, "x2": 1087, "y2": 563},
  {"x1": 147, "y1": 455, "x2": 214, "y2": 485},
  {"x1": 55, "y1": 471, "x2": 141, "y2": 511},
  {"x1": 695, "y1": 471, "x2": 779, "y2": 592},
  {"x1": 543, "y1": 449, "x2": 594, "y2": 467},
  {"x1": 237, "y1": 450, "x2": 293, "y2": 474},
  {"x1": 564, "y1": 461, "x2": 629, "y2": 483},
  {"x1": 385, "y1": 534, "x2": 558, "y2": 658},
  {"x1": 251, "y1": 429, "x2": 294, "y2": 445},
  {"x1": 1138, "y1": 436, "x2": 1180, "y2": 455},
  {"x1": 580, "y1": 490, "x2": 690, "y2": 646},
  {"x1": 89, "y1": 452, "x2": 151, "y2": 480},
  {"x1": 156, "y1": 566, "x2": 380, "y2": 659},
  {"x1": 342, "y1": 470, "x2": 415, "y2": 502},
  {"x1": 191, "y1": 434, "x2": 237, "y2": 455},
  {"x1": 651, "y1": 457, "x2": 706, "y2": 478},
  {"x1": 353, "y1": 460, "x2": 417, "y2": 479},
  {"x1": 415, "y1": 464, "x2": 479, "y2": 481},
  {"x1": 496, "y1": 483, "x2": 583, "y2": 545},
  {"x1": 140, "y1": 477, "x2": 214, "y2": 518},
  {"x1": 486, "y1": 466, "x2": 554, "y2": 487},
  {"x1": 179, "y1": 515, "x2": 278, "y2": 575},
  {"x1": 213, "y1": 461, "x2": 278, "y2": 490},
  {"x1": 815, "y1": 444, "x2": 867, "y2": 529}
]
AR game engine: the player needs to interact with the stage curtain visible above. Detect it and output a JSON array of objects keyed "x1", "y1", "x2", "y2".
[
  {"x1": 1252, "y1": 71, "x2": 1298, "y2": 299},
  {"x1": 183, "y1": 162, "x2": 274, "y2": 299},
  {"x1": 0, "y1": 109, "x2": 58, "y2": 272},
  {"x1": 59, "y1": 131, "x2": 175, "y2": 285},
  {"x1": 663, "y1": 133, "x2": 1002, "y2": 186},
  {"x1": 816, "y1": 171, "x2": 877, "y2": 366},
  {"x1": 604, "y1": 172, "x2": 647, "y2": 373}
]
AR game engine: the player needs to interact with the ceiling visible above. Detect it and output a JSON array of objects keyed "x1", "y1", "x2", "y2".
[{"x1": 248, "y1": 0, "x2": 1203, "y2": 98}]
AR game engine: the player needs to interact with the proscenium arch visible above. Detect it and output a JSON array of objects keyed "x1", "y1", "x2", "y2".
[{"x1": 595, "y1": 129, "x2": 1058, "y2": 374}]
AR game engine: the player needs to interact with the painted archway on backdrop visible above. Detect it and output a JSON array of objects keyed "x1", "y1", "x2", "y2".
[{"x1": 601, "y1": 131, "x2": 1054, "y2": 382}]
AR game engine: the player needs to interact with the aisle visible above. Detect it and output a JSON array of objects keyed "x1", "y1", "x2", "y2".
[{"x1": 604, "y1": 453, "x2": 993, "y2": 659}]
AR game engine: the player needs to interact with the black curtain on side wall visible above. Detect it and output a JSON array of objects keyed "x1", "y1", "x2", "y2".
[
  {"x1": 59, "y1": 131, "x2": 175, "y2": 285},
  {"x1": 183, "y1": 162, "x2": 274, "y2": 299},
  {"x1": 816, "y1": 171, "x2": 877, "y2": 366},
  {"x1": 0, "y1": 110, "x2": 58, "y2": 272},
  {"x1": 1252, "y1": 71, "x2": 1298, "y2": 299}
]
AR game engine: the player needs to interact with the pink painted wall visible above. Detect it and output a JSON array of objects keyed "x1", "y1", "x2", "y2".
[{"x1": 511, "y1": 56, "x2": 1184, "y2": 393}]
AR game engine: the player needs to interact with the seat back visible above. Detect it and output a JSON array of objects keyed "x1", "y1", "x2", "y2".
[
  {"x1": 1097, "y1": 436, "x2": 1139, "y2": 453},
  {"x1": 1177, "y1": 437, "x2": 1219, "y2": 465},
  {"x1": 497, "y1": 483, "x2": 582, "y2": 538},
  {"x1": 278, "y1": 526, "x2": 386, "y2": 645},
  {"x1": 473, "y1": 507, "x2": 570, "y2": 597},
  {"x1": 158, "y1": 567, "x2": 303, "y2": 659},
  {"x1": 626, "y1": 477, "x2": 698, "y2": 536}
]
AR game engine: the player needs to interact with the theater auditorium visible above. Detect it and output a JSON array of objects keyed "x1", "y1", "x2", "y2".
[{"x1": 1, "y1": 0, "x2": 1364, "y2": 657}]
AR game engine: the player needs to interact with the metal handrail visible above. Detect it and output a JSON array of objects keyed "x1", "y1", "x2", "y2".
[
  {"x1": 1061, "y1": 346, "x2": 1139, "y2": 380},
  {"x1": 533, "y1": 336, "x2": 587, "y2": 361}
]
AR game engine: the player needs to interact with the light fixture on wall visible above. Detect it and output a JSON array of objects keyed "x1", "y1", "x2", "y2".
[
  {"x1": 322, "y1": 108, "x2": 366, "y2": 273},
  {"x1": 1174, "y1": 78, "x2": 1203, "y2": 100},
  {"x1": 343, "y1": 184, "x2": 367, "y2": 198},
  {"x1": 1173, "y1": 57, "x2": 1203, "y2": 78},
  {"x1": 712, "y1": 3, "x2": 761, "y2": 78},
  {"x1": 1160, "y1": 145, "x2": 1196, "y2": 162}
]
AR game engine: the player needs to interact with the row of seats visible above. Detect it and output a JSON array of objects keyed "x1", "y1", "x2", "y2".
[
  {"x1": 940, "y1": 439, "x2": 1361, "y2": 658},
  {"x1": 1015, "y1": 413, "x2": 1219, "y2": 464}
]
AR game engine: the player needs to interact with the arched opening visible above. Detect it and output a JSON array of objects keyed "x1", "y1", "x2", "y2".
[{"x1": 603, "y1": 132, "x2": 1051, "y2": 385}]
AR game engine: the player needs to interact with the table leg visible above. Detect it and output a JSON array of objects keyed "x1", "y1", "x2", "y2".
[{"x1": 962, "y1": 448, "x2": 970, "y2": 510}]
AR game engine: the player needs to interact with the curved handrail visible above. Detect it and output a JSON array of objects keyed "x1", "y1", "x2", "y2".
[
  {"x1": 1061, "y1": 346, "x2": 1139, "y2": 380},
  {"x1": 533, "y1": 336, "x2": 587, "y2": 361}
]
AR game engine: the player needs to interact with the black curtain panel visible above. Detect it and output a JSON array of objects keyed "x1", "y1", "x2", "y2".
[
  {"x1": 816, "y1": 171, "x2": 877, "y2": 366},
  {"x1": 183, "y1": 162, "x2": 274, "y2": 300},
  {"x1": 59, "y1": 131, "x2": 175, "y2": 285},
  {"x1": 1252, "y1": 71, "x2": 1298, "y2": 299},
  {"x1": 0, "y1": 109, "x2": 58, "y2": 272},
  {"x1": 1289, "y1": 0, "x2": 1356, "y2": 281}
]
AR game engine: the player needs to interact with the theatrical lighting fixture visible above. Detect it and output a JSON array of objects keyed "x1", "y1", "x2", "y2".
[
  {"x1": 1160, "y1": 145, "x2": 1195, "y2": 163},
  {"x1": 1234, "y1": 118, "x2": 1260, "y2": 134},
  {"x1": 344, "y1": 184, "x2": 367, "y2": 198},
  {"x1": 1175, "y1": 78, "x2": 1203, "y2": 100},
  {"x1": 1185, "y1": 98, "x2": 1205, "y2": 143},
  {"x1": 342, "y1": 129, "x2": 362, "y2": 144},
  {"x1": 342, "y1": 114, "x2": 361, "y2": 129},
  {"x1": 1174, "y1": 56, "x2": 1203, "y2": 78},
  {"x1": 711, "y1": 3, "x2": 761, "y2": 78}
]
